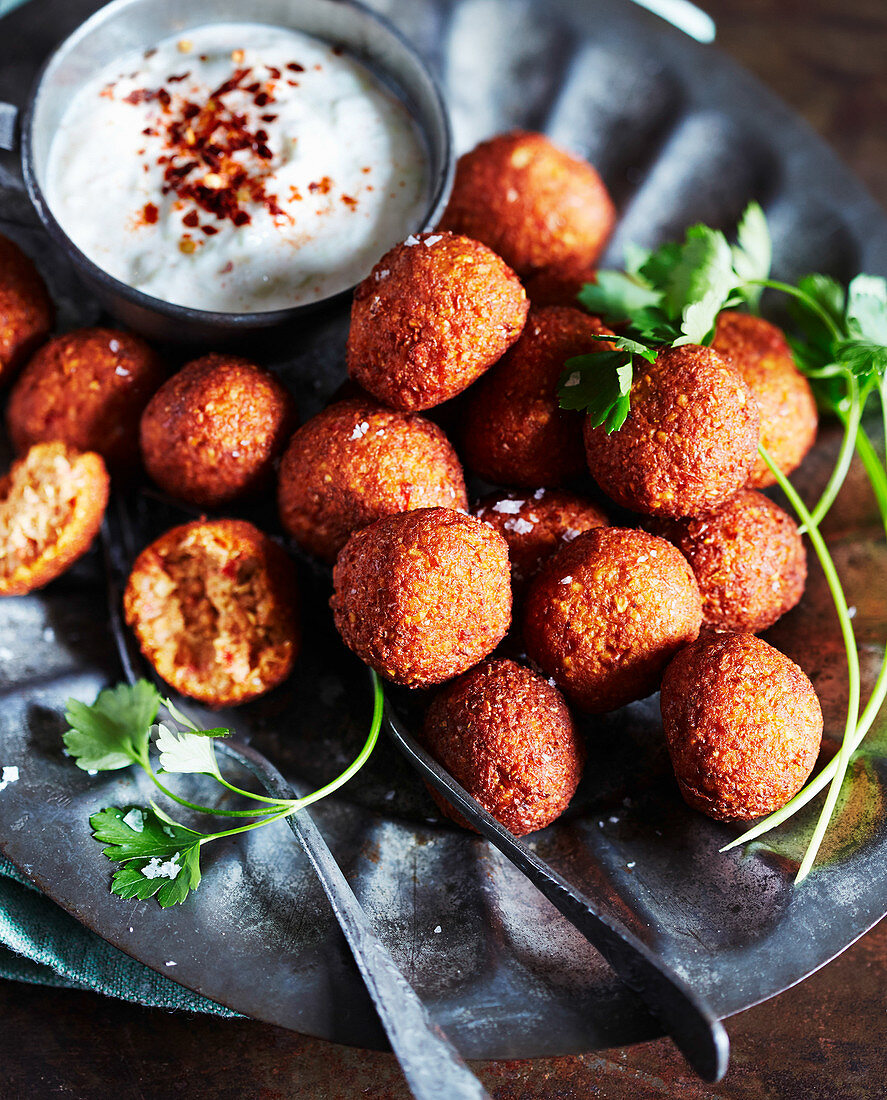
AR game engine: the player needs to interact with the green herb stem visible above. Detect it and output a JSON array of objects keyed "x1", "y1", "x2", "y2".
[
  {"x1": 800, "y1": 375, "x2": 861, "y2": 532},
  {"x1": 747, "y1": 279, "x2": 845, "y2": 342},
  {"x1": 137, "y1": 757, "x2": 291, "y2": 819},
  {"x1": 213, "y1": 775, "x2": 299, "y2": 808}
]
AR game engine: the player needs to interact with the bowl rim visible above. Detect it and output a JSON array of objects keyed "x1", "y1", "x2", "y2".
[{"x1": 20, "y1": 0, "x2": 455, "y2": 330}]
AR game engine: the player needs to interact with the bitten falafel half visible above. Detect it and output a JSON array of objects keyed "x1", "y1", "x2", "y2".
[
  {"x1": 712, "y1": 311, "x2": 818, "y2": 488},
  {"x1": 461, "y1": 305, "x2": 615, "y2": 487},
  {"x1": 124, "y1": 519, "x2": 300, "y2": 707},
  {"x1": 347, "y1": 232, "x2": 528, "y2": 412},
  {"x1": 583, "y1": 344, "x2": 761, "y2": 517},
  {"x1": 140, "y1": 354, "x2": 296, "y2": 508},
  {"x1": 439, "y1": 131, "x2": 615, "y2": 278},
  {"x1": 523, "y1": 527, "x2": 702, "y2": 713},
  {"x1": 661, "y1": 632, "x2": 822, "y2": 821},
  {"x1": 7, "y1": 328, "x2": 167, "y2": 473},
  {"x1": 651, "y1": 489, "x2": 806, "y2": 634},
  {"x1": 0, "y1": 442, "x2": 109, "y2": 596},
  {"x1": 422, "y1": 658, "x2": 585, "y2": 836},
  {"x1": 278, "y1": 398, "x2": 468, "y2": 563},
  {"x1": 0, "y1": 234, "x2": 53, "y2": 387},
  {"x1": 331, "y1": 508, "x2": 511, "y2": 688}
]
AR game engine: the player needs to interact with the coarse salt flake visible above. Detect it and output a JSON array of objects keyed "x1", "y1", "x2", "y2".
[
  {"x1": 349, "y1": 420, "x2": 370, "y2": 440},
  {"x1": 509, "y1": 518, "x2": 535, "y2": 535},
  {"x1": 560, "y1": 576, "x2": 572, "y2": 584},
  {"x1": 375, "y1": 268, "x2": 390, "y2": 280},
  {"x1": 141, "y1": 855, "x2": 181, "y2": 880},
  {"x1": 492, "y1": 499, "x2": 524, "y2": 514},
  {"x1": 627, "y1": 862, "x2": 636, "y2": 869},
  {"x1": 533, "y1": 488, "x2": 546, "y2": 499},
  {"x1": 404, "y1": 234, "x2": 421, "y2": 246},
  {"x1": 423, "y1": 234, "x2": 442, "y2": 247},
  {"x1": 562, "y1": 528, "x2": 581, "y2": 542},
  {"x1": 115, "y1": 365, "x2": 130, "y2": 377},
  {"x1": 0, "y1": 765, "x2": 19, "y2": 792},
  {"x1": 109, "y1": 339, "x2": 121, "y2": 353},
  {"x1": 433, "y1": 925, "x2": 442, "y2": 934},
  {"x1": 564, "y1": 371, "x2": 582, "y2": 388}
]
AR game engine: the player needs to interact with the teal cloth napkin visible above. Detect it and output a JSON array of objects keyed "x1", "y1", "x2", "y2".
[{"x1": 0, "y1": 855, "x2": 239, "y2": 1015}]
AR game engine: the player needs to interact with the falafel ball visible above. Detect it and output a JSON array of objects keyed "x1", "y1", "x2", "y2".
[
  {"x1": 462, "y1": 306, "x2": 615, "y2": 487},
  {"x1": 331, "y1": 507, "x2": 511, "y2": 688},
  {"x1": 474, "y1": 487, "x2": 608, "y2": 592},
  {"x1": 651, "y1": 489, "x2": 806, "y2": 633},
  {"x1": 278, "y1": 397, "x2": 468, "y2": 563},
  {"x1": 422, "y1": 658, "x2": 585, "y2": 835},
  {"x1": 523, "y1": 527, "x2": 702, "y2": 712},
  {"x1": 583, "y1": 344, "x2": 760, "y2": 517},
  {"x1": 661, "y1": 632, "x2": 822, "y2": 821},
  {"x1": 712, "y1": 311, "x2": 818, "y2": 488},
  {"x1": 140, "y1": 354, "x2": 296, "y2": 507},
  {"x1": 439, "y1": 131, "x2": 615, "y2": 278},
  {"x1": 347, "y1": 232, "x2": 528, "y2": 412},
  {"x1": 0, "y1": 234, "x2": 53, "y2": 386},
  {"x1": 523, "y1": 264, "x2": 597, "y2": 308},
  {"x1": 7, "y1": 328, "x2": 167, "y2": 472},
  {"x1": 0, "y1": 442, "x2": 109, "y2": 596},
  {"x1": 124, "y1": 518, "x2": 300, "y2": 707}
]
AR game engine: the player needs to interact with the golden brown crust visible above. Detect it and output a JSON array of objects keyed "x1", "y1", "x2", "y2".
[
  {"x1": 0, "y1": 234, "x2": 53, "y2": 387},
  {"x1": 346, "y1": 232, "x2": 528, "y2": 412},
  {"x1": 661, "y1": 632, "x2": 822, "y2": 821},
  {"x1": 331, "y1": 507, "x2": 511, "y2": 688},
  {"x1": 462, "y1": 305, "x2": 615, "y2": 487},
  {"x1": 474, "y1": 487, "x2": 608, "y2": 592},
  {"x1": 123, "y1": 518, "x2": 300, "y2": 707},
  {"x1": 713, "y1": 311, "x2": 818, "y2": 487},
  {"x1": 650, "y1": 489, "x2": 806, "y2": 633},
  {"x1": 0, "y1": 442, "x2": 109, "y2": 596},
  {"x1": 438, "y1": 131, "x2": 615, "y2": 278},
  {"x1": 422, "y1": 658, "x2": 585, "y2": 836},
  {"x1": 278, "y1": 397, "x2": 468, "y2": 562},
  {"x1": 583, "y1": 344, "x2": 761, "y2": 517},
  {"x1": 7, "y1": 328, "x2": 167, "y2": 472},
  {"x1": 140, "y1": 354, "x2": 296, "y2": 507},
  {"x1": 523, "y1": 527, "x2": 702, "y2": 713}
]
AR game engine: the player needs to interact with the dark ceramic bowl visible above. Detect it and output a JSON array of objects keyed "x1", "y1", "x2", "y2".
[{"x1": 0, "y1": 0, "x2": 453, "y2": 342}]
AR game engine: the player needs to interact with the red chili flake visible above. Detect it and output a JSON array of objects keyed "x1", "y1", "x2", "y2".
[
  {"x1": 286, "y1": 80, "x2": 300, "y2": 87},
  {"x1": 202, "y1": 224, "x2": 219, "y2": 235},
  {"x1": 331, "y1": 45, "x2": 344, "y2": 56},
  {"x1": 255, "y1": 129, "x2": 269, "y2": 143},
  {"x1": 167, "y1": 72, "x2": 191, "y2": 83},
  {"x1": 286, "y1": 62, "x2": 304, "y2": 72},
  {"x1": 143, "y1": 202, "x2": 159, "y2": 224},
  {"x1": 253, "y1": 91, "x2": 271, "y2": 107},
  {"x1": 220, "y1": 261, "x2": 234, "y2": 273},
  {"x1": 211, "y1": 68, "x2": 251, "y2": 99},
  {"x1": 199, "y1": 55, "x2": 209, "y2": 62},
  {"x1": 361, "y1": 166, "x2": 372, "y2": 174},
  {"x1": 246, "y1": 82, "x2": 261, "y2": 93},
  {"x1": 266, "y1": 66, "x2": 281, "y2": 79},
  {"x1": 142, "y1": 126, "x2": 157, "y2": 136},
  {"x1": 182, "y1": 210, "x2": 199, "y2": 227},
  {"x1": 308, "y1": 176, "x2": 333, "y2": 195},
  {"x1": 157, "y1": 88, "x2": 171, "y2": 109},
  {"x1": 261, "y1": 113, "x2": 278, "y2": 123},
  {"x1": 232, "y1": 210, "x2": 251, "y2": 227},
  {"x1": 313, "y1": 64, "x2": 322, "y2": 71},
  {"x1": 289, "y1": 186, "x2": 303, "y2": 202},
  {"x1": 123, "y1": 88, "x2": 156, "y2": 105},
  {"x1": 341, "y1": 194, "x2": 358, "y2": 209},
  {"x1": 144, "y1": 47, "x2": 157, "y2": 59}
]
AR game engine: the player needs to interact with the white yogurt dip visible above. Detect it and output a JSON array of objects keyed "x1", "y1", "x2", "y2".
[{"x1": 45, "y1": 23, "x2": 429, "y2": 312}]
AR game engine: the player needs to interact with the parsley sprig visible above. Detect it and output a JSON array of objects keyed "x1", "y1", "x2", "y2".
[
  {"x1": 64, "y1": 675, "x2": 384, "y2": 907},
  {"x1": 559, "y1": 204, "x2": 887, "y2": 883}
]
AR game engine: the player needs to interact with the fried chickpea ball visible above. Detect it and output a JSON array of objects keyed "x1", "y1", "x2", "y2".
[
  {"x1": 7, "y1": 328, "x2": 166, "y2": 472},
  {"x1": 347, "y1": 232, "x2": 528, "y2": 412},
  {"x1": 278, "y1": 398, "x2": 468, "y2": 563},
  {"x1": 0, "y1": 234, "x2": 53, "y2": 386},
  {"x1": 712, "y1": 311, "x2": 818, "y2": 488},
  {"x1": 474, "y1": 488, "x2": 608, "y2": 591},
  {"x1": 140, "y1": 354, "x2": 296, "y2": 507},
  {"x1": 523, "y1": 527, "x2": 702, "y2": 713},
  {"x1": 438, "y1": 131, "x2": 615, "y2": 278},
  {"x1": 651, "y1": 489, "x2": 806, "y2": 634},
  {"x1": 0, "y1": 442, "x2": 108, "y2": 596},
  {"x1": 422, "y1": 659, "x2": 585, "y2": 835},
  {"x1": 462, "y1": 306, "x2": 615, "y2": 487},
  {"x1": 661, "y1": 632, "x2": 822, "y2": 821},
  {"x1": 331, "y1": 508, "x2": 511, "y2": 688},
  {"x1": 523, "y1": 264, "x2": 596, "y2": 308},
  {"x1": 124, "y1": 519, "x2": 299, "y2": 707},
  {"x1": 583, "y1": 344, "x2": 760, "y2": 518}
]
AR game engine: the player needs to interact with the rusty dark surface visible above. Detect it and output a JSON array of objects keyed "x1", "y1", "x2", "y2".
[{"x1": 1, "y1": 0, "x2": 887, "y2": 1096}]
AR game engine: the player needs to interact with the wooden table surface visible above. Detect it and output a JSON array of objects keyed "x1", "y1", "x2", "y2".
[{"x1": 3, "y1": 1, "x2": 887, "y2": 1097}]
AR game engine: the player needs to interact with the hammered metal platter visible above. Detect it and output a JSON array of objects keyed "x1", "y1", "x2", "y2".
[{"x1": 1, "y1": 0, "x2": 886, "y2": 1060}]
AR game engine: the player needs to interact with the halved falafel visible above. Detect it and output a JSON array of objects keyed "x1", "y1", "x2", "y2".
[
  {"x1": 0, "y1": 442, "x2": 109, "y2": 596},
  {"x1": 124, "y1": 519, "x2": 300, "y2": 707}
]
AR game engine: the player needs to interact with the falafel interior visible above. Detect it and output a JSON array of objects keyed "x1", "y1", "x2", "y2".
[
  {"x1": 0, "y1": 442, "x2": 108, "y2": 595},
  {"x1": 126, "y1": 524, "x2": 298, "y2": 704}
]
